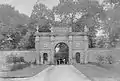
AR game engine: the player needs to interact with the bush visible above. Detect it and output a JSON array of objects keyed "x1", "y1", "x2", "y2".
[
  {"x1": 10, "y1": 63, "x2": 30, "y2": 71},
  {"x1": 96, "y1": 55, "x2": 105, "y2": 64},
  {"x1": 106, "y1": 55, "x2": 114, "y2": 64},
  {"x1": 96, "y1": 55, "x2": 114, "y2": 65},
  {"x1": 6, "y1": 55, "x2": 14, "y2": 64},
  {"x1": 6, "y1": 55, "x2": 26, "y2": 64}
]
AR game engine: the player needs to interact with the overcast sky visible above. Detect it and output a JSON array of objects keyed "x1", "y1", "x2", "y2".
[
  {"x1": 0, "y1": 0, "x2": 103, "y2": 17},
  {"x1": 0, "y1": 0, "x2": 59, "y2": 16}
]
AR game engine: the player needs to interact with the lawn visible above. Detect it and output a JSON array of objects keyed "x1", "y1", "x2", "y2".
[
  {"x1": 0, "y1": 64, "x2": 49, "y2": 78},
  {"x1": 73, "y1": 63, "x2": 120, "y2": 80}
]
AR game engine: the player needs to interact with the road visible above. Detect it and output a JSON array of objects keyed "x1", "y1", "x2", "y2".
[{"x1": 0, "y1": 65, "x2": 91, "y2": 81}]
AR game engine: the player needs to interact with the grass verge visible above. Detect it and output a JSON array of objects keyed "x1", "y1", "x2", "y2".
[{"x1": 0, "y1": 64, "x2": 49, "y2": 78}]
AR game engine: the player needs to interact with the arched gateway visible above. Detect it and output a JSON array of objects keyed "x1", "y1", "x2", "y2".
[
  {"x1": 35, "y1": 26, "x2": 88, "y2": 64},
  {"x1": 54, "y1": 42, "x2": 69, "y2": 64}
]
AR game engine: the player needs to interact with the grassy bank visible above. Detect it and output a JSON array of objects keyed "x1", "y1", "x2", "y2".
[{"x1": 0, "y1": 64, "x2": 49, "y2": 78}]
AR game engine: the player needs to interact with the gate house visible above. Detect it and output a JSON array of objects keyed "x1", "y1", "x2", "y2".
[{"x1": 35, "y1": 26, "x2": 88, "y2": 64}]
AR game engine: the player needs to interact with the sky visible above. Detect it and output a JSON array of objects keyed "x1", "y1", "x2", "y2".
[
  {"x1": 0, "y1": 0, "x2": 104, "y2": 17},
  {"x1": 0, "y1": 0, "x2": 59, "y2": 16}
]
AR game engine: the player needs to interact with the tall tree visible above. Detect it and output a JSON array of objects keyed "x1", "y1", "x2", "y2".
[
  {"x1": 100, "y1": 0, "x2": 120, "y2": 47},
  {"x1": 0, "y1": 4, "x2": 29, "y2": 28},
  {"x1": 53, "y1": 0, "x2": 106, "y2": 29},
  {"x1": 53, "y1": 0, "x2": 106, "y2": 48},
  {"x1": 0, "y1": 4, "x2": 29, "y2": 50},
  {"x1": 30, "y1": 3, "x2": 54, "y2": 32}
]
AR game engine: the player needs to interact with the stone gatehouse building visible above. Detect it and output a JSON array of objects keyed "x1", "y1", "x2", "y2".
[{"x1": 35, "y1": 26, "x2": 88, "y2": 64}]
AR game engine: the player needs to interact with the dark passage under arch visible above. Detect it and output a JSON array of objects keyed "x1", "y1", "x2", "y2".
[
  {"x1": 76, "y1": 52, "x2": 80, "y2": 63},
  {"x1": 54, "y1": 42, "x2": 69, "y2": 65},
  {"x1": 43, "y1": 53, "x2": 48, "y2": 64}
]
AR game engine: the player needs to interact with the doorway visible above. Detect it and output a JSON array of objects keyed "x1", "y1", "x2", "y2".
[
  {"x1": 54, "y1": 42, "x2": 69, "y2": 65},
  {"x1": 76, "y1": 52, "x2": 80, "y2": 63},
  {"x1": 43, "y1": 53, "x2": 48, "y2": 64}
]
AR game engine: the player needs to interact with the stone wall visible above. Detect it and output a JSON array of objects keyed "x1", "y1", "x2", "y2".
[
  {"x1": 87, "y1": 48, "x2": 120, "y2": 63},
  {"x1": 0, "y1": 51, "x2": 38, "y2": 71}
]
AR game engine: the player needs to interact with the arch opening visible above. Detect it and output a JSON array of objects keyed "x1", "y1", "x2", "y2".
[
  {"x1": 54, "y1": 42, "x2": 69, "y2": 65},
  {"x1": 76, "y1": 52, "x2": 80, "y2": 63},
  {"x1": 43, "y1": 53, "x2": 48, "y2": 64}
]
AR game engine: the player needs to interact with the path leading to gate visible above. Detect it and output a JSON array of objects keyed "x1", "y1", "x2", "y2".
[
  {"x1": 0, "y1": 65, "x2": 91, "y2": 81},
  {"x1": 44, "y1": 65, "x2": 91, "y2": 81}
]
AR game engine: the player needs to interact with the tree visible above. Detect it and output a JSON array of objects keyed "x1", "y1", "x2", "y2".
[
  {"x1": 28, "y1": 0, "x2": 120, "y2": 48},
  {"x1": 0, "y1": 4, "x2": 29, "y2": 50},
  {"x1": 100, "y1": 0, "x2": 120, "y2": 47},
  {"x1": 30, "y1": 3, "x2": 54, "y2": 32},
  {"x1": 17, "y1": 32, "x2": 31, "y2": 50},
  {"x1": 52, "y1": 0, "x2": 84, "y2": 27},
  {"x1": 0, "y1": 4, "x2": 29, "y2": 29},
  {"x1": 52, "y1": 0, "x2": 107, "y2": 48},
  {"x1": 53, "y1": 0, "x2": 106, "y2": 26},
  {"x1": 27, "y1": 32, "x2": 35, "y2": 49},
  {"x1": 0, "y1": 24, "x2": 29, "y2": 50}
]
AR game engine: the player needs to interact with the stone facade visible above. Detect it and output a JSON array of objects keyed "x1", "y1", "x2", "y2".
[{"x1": 35, "y1": 26, "x2": 88, "y2": 64}]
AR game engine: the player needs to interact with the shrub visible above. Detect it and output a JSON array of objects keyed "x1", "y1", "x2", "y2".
[
  {"x1": 6, "y1": 54, "x2": 16, "y2": 64},
  {"x1": 106, "y1": 55, "x2": 114, "y2": 64},
  {"x1": 10, "y1": 63, "x2": 30, "y2": 71},
  {"x1": 96, "y1": 55, "x2": 115, "y2": 65},
  {"x1": 6, "y1": 54, "x2": 26, "y2": 64},
  {"x1": 19, "y1": 57, "x2": 25, "y2": 63},
  {"x1": 96, "y1": 55, "x2": 105, "y2": 64}
]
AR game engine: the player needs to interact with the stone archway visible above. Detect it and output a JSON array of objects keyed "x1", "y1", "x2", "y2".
[
  {"x1": 35, "y1": 26, "x2": 89, "y2": 64},
  {"x1": 43, "y1": 53, "x2": 48, "y2": 64},
  {"x1": 76, "y1": 52, "x2": 80, "y2": 63},
  {"x1": 54, "y1": 42, "x2": 69, "y2": 65}
]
